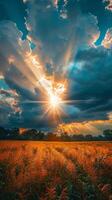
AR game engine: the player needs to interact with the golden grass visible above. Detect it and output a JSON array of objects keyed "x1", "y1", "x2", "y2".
[{"x1": 0, "y1": 141, "x2": 112, "y2": 200}]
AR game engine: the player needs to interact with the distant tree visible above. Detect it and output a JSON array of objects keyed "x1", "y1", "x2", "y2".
[
  {"x1": 20, "y1": 129, "x2": 37, "y2": 140},
  {"x1": 46, "y1": 132, "x2": 60, "y2": 141},
  {"x1": 37, "y1": 131, "x2": 45, "y2": 140},
  {"x1": 19, "y1": 129, "x2": 46, "y2": 140},
  {"x1": 103, "y1": 129, "x2": 112, "y2": 140},
  {"x1": 71, "y1": 134, "x2": 84, "y2": 141},
  {"x1": 0, "y1": 127, "x2": 20, "y2": 140},
  {"x1": 0, "y1": 127, "x2": 6, "y2": 139},
  {"x1": 97, "y1": 135, "x2": 104, "y2": 141},
  {"x1": 85, "y1": 134, "x2": 93, "y2": 141},
  {"x1": 11, "y1": 128, "x2": 19, "y2": 139},
  {"x1": 61, "y1": 132, "x2": 70, "y2": 141}
]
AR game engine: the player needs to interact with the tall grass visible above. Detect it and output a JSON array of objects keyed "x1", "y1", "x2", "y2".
[{"x1": 0, "y1": 141, "x2": 111, "y2": 200}]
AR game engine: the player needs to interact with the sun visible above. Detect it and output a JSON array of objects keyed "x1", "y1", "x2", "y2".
[{"x1": 49, "y1": 94, "x2": 61, "y2": 109}]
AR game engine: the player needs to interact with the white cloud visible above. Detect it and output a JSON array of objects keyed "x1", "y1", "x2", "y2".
[
  {"x1": 103, "y1": 0, "x2": 112, "y2": 11},
  {"x1": 57, "y1": 120, "x2": 112, "y2": 136},
  {"x1": 0, "y1": 75, "x2": 4, "y2": 80},
  {"x1": 102, "y1": 28, "x2": 112, "y2": 48},
  {"x1": 25, "y1": 0, "x2": 100, "y2": 74},
  {"x1": 108, "y1": 111, "x2": 112, "y2": 119}
]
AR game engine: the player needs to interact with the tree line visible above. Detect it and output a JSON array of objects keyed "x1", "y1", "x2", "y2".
[{"x1": 0, "y1": 127, "x2": 112, "y2": 141}]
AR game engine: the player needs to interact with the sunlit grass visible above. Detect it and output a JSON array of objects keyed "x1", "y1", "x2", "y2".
[{"x1": 0, "y1": 141, "x2": 112, "y2": 200}]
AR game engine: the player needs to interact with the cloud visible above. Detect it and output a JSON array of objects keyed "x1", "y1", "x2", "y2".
[
  {"x1": 103, "y1": 0, "x2": 112, "y2": 11},
  {"x1": 0, "y1": 20, "x2": 43, "y2": 99},
  {"x1": 0, "y1": 75, "x2": 4, "y2": 79},
  {"x1": 25, "y1": 0, "x2": 100, "y2": 74},
  {"x1": 0, "y1": 1, "x2": 112, "y2": 131},
  {"x1": 57, "y1": 120, "x2": 112, "y2": 136},
  {"x1": 102, "y1": 27, "x2": 112, "y2": 48},
  {"x1": 0, "y1": 20, "x2": 65, "y2": 128},
  {"x1": 0, "y1": 88, "x2": 21, "y2": 127},
  {"x1": 0, "y1": 89, "x2": 18, "y2": 97},
  {"x1": 66, "y1": 46, "x2": 112, "y2": 121},
  {"x1": 0, "y1": 20, "x2": 45, "y2": 127},
  {"x1": 108, "y1": 111, "x2": 112, "y2": 119}
]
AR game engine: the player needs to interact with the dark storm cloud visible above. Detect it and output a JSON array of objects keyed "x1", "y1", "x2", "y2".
[
  {"x1": 67, "y1": 46, "x2": 112, "y2": 120},
  {"x1": 0, "y1": 21, "x2": 38, "y2": 98},
  {"x1": 17, "y1": 102, "x2": 57, "y2": 129},
  {"x1": 0, "y1": 0, "x2": 28, "y2": 39},
  {"x1": 0, "y1": 21, "x2": 43, "y2": 127},
  {"x1": 77, "y1": 0, "x2": 112, "y2": 44}
]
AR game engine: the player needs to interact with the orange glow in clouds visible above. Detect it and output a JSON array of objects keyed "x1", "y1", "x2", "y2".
[{"x1": 22, "y1": 52, "x2": 67, "y2": 119}]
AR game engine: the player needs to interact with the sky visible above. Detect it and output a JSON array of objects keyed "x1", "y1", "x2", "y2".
[{"x1": 0, "y1": 0, "x2": 112, "y2": 135}]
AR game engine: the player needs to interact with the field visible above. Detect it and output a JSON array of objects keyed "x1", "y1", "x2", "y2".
[{"x1": 0, "y1": 141, "x2": 112, "y2": 200}]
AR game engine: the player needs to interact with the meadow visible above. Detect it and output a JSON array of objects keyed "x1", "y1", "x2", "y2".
[{"x1": 0, "y1": 141, "x2": 112, "y2": 200}]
